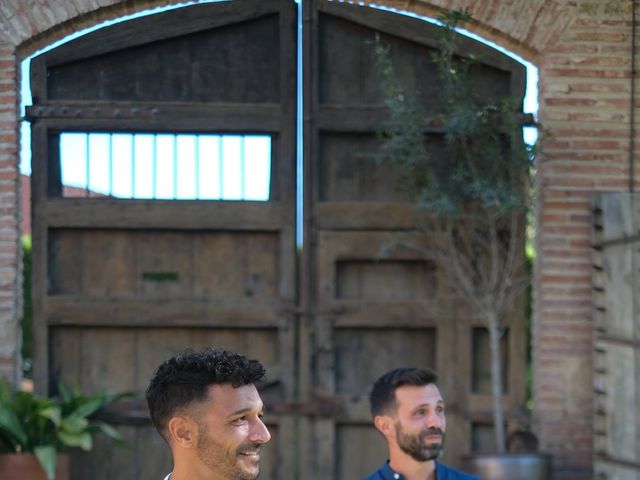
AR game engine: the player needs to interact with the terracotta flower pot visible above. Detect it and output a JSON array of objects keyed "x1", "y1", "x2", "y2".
[
  {"x1": 0, "y1": 453, "x2": 69, "y2": 480},
  {"x1": 460, "y1": 453, "x2": 552, "y2": 480}
]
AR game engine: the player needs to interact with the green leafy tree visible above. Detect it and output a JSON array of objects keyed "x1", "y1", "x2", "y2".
[{"x1": 375, "y1": 9, "x2": 535, "y2": 453}]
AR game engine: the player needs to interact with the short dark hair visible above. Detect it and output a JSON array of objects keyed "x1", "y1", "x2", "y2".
[
  {"x1": 145, "y1": 348, "x2": 266, "y2": 436},
  {"x1": 369, "y1": 367, "x2": 438, "y2": 417}
]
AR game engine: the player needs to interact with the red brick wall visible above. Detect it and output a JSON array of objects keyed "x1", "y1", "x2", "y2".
[
  {"x1": 0, "y1": 1, "x2": 636, "y2": 478},
  {"x1": 534, "y1": 2, "x2": 634, "y2": 478},
  {"x1": 0, "y1": 41, "x2": 21, "y2": 384}
]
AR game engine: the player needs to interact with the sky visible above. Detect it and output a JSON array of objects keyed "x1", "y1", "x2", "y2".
[{"x1": 58, "y1": 132, "x2": 271, "y2": 200}]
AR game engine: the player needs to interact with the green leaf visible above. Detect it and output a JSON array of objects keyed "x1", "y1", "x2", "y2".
[
  {"x1": 91, "y1": 420, "x2": 126, "y2": 447},
  {"x1": 0, "y1": 380, "x2": 11, "y2": 404},
  {"x1": 0, "y1": 403, "x2": 28, "y2": 447},
  {"x1": 34, "y1": 445, "x2": 57, "y2": 480},
  {"x1": 57, "y1": 382, "x2": 72, "y2": 403},
  {"x1": 60, "y1": 415, "x2": 89, "y2": 434},
  {"x1": 68, "y1": 396, "x2": 104, "y2": 419},
  {"x1": 39, "y1": 405, "x2": 61, "y2": 427},
  {"x1": 57, "y1": 430, "x2": 92, "y2": 450}
]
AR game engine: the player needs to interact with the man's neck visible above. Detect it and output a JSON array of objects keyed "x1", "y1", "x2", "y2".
[
  {"x1": 388, "y1": 455, "x2": 437, "y2": 480},
  {"x1": 170, "y1": 462, "x2": 230, "y2": 480}
]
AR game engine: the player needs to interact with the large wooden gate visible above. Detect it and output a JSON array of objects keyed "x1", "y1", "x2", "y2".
[
  {"x1": 28, "y1": 1, "x2": 527, "y2": 479},
  {"x1": 592, "y1": 193, "x2": 640, "y2": 480},
  {"x1": 300, "y1": 3, "x2": 527, "y2": 477}
]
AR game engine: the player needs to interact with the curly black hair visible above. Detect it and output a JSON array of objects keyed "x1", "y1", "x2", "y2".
[
  {"x1": 369, "y1": 367, "x2": 438, "y2": 417},
  {"x1": 145, "y1": 347, "x2": 266, "y2": 436}
]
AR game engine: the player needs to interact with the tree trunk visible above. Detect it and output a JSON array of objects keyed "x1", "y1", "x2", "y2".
[{"x1": 487, "y1": 309, "x2": 507, "y2": 453}]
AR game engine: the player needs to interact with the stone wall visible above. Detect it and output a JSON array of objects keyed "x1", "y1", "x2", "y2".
[{"x1": 0, "y1": 1, "x2": 636, "y2": 478}]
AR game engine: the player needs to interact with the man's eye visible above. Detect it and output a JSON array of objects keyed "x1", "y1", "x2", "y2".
[{"x1": 232, "y1": 417, "x2": 247, "y2": 425}]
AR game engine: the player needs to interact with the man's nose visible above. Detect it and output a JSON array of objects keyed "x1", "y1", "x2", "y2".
[
  {"x1": 425, "y1": 411, "x2": 445, "y2": 430},
  {"x1": 250, "y1": 418, "x2": 272, "y2": 444}
]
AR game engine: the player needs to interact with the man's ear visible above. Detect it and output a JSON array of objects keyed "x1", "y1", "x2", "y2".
[
  {"x1": 167, "y1": 416, "x2": 198, "y2": 448},
  {"x1": 374, "y1": 414, "x2": 394, "y2": 438}
]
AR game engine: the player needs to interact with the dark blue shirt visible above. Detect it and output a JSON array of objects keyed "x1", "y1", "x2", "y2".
[{"x1": 363, "y1": 461, "x2": 479, "y2": 480}]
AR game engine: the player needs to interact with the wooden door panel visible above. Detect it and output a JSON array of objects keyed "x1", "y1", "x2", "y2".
[
  {"x1": 32, "y1": 1, "x2": 530, "y2": 478},
  {"x1": 592, "y1": 193, "x2": 640, "y2": 479},
  {"x1": 335, "y1": 328, "x2": 437, "y2": 398},
  {"x1": 37, "y1": 3, "x2": 283, "y2": 104},
  {"x1": 31, "y1": 2, "x2": 296, "y2": 480},
  {"x1": 306, "y1": 2, "x2": 527, "y2": 477},
  {"x1": 335, "y1": 425, "x2": 387, "y2": 479},
  {"x1": 191, "y1": 232, "x2": 279, "y2": 299},
  {"x1": 48, "y1": 229, "x2": 281, "y2": 300}
]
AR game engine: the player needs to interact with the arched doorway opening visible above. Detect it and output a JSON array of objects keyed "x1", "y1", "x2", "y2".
[{"x1": 24, "y1": 1, "x2": 533, "y2": 478}]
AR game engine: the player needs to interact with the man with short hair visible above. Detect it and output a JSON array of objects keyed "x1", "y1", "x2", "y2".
[
  {"x1": 363, "y1": 367, "x2": 478, "y2": 480},
  {"x1": 146, "y1": 348, "x2": 271, "y2": 480}
]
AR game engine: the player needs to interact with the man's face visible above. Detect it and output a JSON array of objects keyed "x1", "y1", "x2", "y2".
[
  {"x1": 193, "y1": 383, "x2": 271, "y2": 480},
  {"x1": 392, "y1": 384, "x2": 446, "y2": 462}
]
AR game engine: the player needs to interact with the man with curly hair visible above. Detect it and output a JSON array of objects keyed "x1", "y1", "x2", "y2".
[
  {"x1": 146, "y1": 348, "x2": 271, "y2": 480},
  {"x1": 363, "y1": 367, "x2": 478, "y2": 480}
]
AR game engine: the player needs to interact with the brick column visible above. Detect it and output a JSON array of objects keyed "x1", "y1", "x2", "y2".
[
  {"x1": 534, "y1": 1, "x2": 635, "y2": 478},
  {"x1": 0, "y1": 41, "x2": 21, "y2": 383}
]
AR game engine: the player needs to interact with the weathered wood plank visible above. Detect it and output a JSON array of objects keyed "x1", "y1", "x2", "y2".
[
  {"x1": 49, "y1": 327, "x2": 81, "y2": 389},
  {"x1": 189, "y1": 329, "x2": 281, "y2": 380},
  {"x1": 336, "y1": 425, "x2": 387, "y2": 479},
  {"x1": 48, "y1": 230, "x2": 82, "y2": 295},
  {"x1": 81, "y1": 230, "x2": 137, "y2": 296},
  {"x1": 316, "y1": 104, "x2": 443, "y2": 132},
  {"x1": 335, "y1": 327, "x2": 436, "y2": 395},
  {"x1": 191, "y1": 232, "x2": 279, "y2": 299},
  {"x1": 135, "y1": 426, "x2": 173, "y2": 480},
  {"x1": 79, "y1": 329, "x2": 136, "y2": 393},
  {"x1": 134, "y1": 329, "x2": 193, "y2": 390},
  {"x1": 319, "y1": 132, "x2": 407, "y2": 201},
  {"x1": 27, "y1": 103, "x2": 281, "y2": 131},
  {"x1": 69, "y1": 427, "x2": 137, "y2": 480},
  {"x1": 332, "y1": 303, "x2": 446, "y2": 327},
  {"x1": 591, "y1": 192, "x2": 640, "y2": 477},
  {"x1": 43, "y1": 200, "x2": 287, "y2": 230},
  {"x1": 46, "y1": 298, "x2": 283, "y2": 327},
  {"x1": 31, "y1": 0, "x2": 282, "y2": 101},
  {"x1": 30, "y1": 124, "x2": 50, "y2": 395},
  {"x1": 318, "y1": 0, "x2": 525, "y2": 75},
  {"x1": 315, "y1": 202, "x2": 420, "y2": 229},
  {"x1": 136, "y1": 231, "x2": 193, "y2": 297}
]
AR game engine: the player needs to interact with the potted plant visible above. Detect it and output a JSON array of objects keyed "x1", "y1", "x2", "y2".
[
  {"x1": 0, "y1": 380, "x2": 129, "y2": 480},
  {"x1": 375, "y1": 9, "x2": 546, "y2": 475}
]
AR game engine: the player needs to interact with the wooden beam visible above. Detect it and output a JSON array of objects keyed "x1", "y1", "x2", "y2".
[
  {"x1": 43, "y1": 199, "x2": 289, "y2": 230},
  {"x1": 47, "y1": 297, "x2": 288, "y2": 327}
]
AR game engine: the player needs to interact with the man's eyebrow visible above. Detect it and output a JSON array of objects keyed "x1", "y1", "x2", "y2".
[
  {"x1": 412, "y1": 400, "x2": 445, "y2": 410},
  {"x1": 227, "y1": 404, "x2": 265, "y2": 418}
]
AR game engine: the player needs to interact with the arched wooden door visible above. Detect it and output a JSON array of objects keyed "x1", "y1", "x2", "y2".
[
  {"x1": 28, "y1": 1, "x2": 527, "y2": 478},
  {"x1": 28, "y1": 1, "x2": 297, "y2": 478},
  {"x1": 300, "y1": 2, "x2": 527, "y2": 478}
]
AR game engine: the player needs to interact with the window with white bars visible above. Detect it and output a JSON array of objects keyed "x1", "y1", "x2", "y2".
[{"x1": 59, "y1": 132, "x2": 272, "y2": 201}]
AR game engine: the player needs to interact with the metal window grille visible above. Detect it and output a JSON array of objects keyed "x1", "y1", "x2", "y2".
[{"x1": 59, "y1": 132, "x2": 272, "y2": 201}]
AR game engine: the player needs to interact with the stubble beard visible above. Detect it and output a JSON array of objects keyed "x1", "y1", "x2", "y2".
[
  {"x1": 395, "y1": 421, "x2": 445, "y2": 463},
  {"x1": 196, "y1": 423, "x2": 262, "y2": 480}
]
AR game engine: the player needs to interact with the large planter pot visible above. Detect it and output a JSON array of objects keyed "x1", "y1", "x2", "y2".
[
  {"x1": 460, "y1": 453, "x2": 552, "y2": 480},
  {"x1": 0, "y1": 453, "x2": 69, "y2": 480}
]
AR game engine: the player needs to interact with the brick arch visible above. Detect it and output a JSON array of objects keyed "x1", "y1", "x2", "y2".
[
  {"x1": 1, "y1": 1, "x2": 635, "y2": 479},
  {"x1": 3, "y1": 0, "x2": 572, "y2": 60}
]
